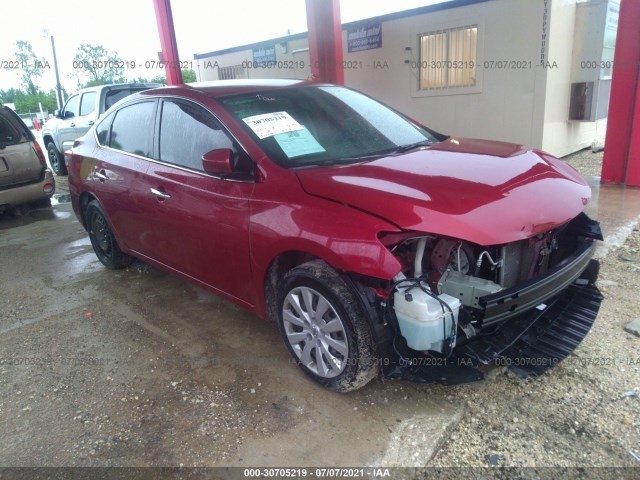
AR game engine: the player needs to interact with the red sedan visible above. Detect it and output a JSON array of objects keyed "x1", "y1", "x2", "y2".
[{"x1": 68, "y1": 80, "x2": 602, "y2": 391}]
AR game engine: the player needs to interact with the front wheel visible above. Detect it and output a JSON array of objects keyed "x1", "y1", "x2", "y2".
[
  {"x1": 276, "y1": 260, "x2": 379, "y2": 392},
  {"x1": 47, "y1": 142, "x2": 67, "y2": 176},
  {"x1": 85, "y1": 200, "x2": 133, "y2": 269}
]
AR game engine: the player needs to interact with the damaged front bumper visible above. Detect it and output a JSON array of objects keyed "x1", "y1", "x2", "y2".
[
  {"x1": 385, "y1": 271, "x2": 603, "y2": 385},
  {"x1": 479, "y1": 218, "x2": 601, "y2": 326},
  {"x1": 382, "y1": 214, "x2": 604, "y2": 385}
]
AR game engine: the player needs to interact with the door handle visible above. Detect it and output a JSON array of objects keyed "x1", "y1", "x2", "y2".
[
  {"x1": 150, "y1": 188, "x2": 171, "y2": 200},
  {"x1": 95, "y1": 170, "x2": 108, "y2": 182},
  {"x1": 70, "y1": 123, "x2": 76, "y2": 127},
  {"x1": 88, "y1": 121, "x2": 94, "y2": 126}
]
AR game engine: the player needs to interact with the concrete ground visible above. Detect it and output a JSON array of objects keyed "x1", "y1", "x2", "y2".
[
  {"x1": 0, "y1": 143, "x2": 639, "y2": 468},
  {"x1": 0, "y1": 175, "x2": 462, "y2": 468}
]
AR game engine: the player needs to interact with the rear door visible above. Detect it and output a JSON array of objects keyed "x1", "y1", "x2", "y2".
[
  {"x1": 69, "y1": 90, "x2": 99, "y2": 141},
  {"x1": 89, "y1": 101, "x2": 156, "y2": 254},
  {"x1": 0, "y1": 108, "x2": 42, "y2": 188}
]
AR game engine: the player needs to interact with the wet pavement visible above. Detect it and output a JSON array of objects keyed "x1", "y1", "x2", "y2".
[
  {"x1": 584, "y1": 178, "x2": 640, "y2": 259},
  {"x1": 0, "y1": 144, "x2": 639, "y2": 467},
  {"x1": 0, "y1": 176, "x2": 462, "y2": 467}
]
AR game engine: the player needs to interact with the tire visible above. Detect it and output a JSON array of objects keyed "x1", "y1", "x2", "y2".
[
  {"x1": 277, "y1": 260, "x2": 379, "y2": 392},
  {"x1": 47, "y1": 142, "x2": 67, "y2": 176},
  {"x1": 85, "y1": 200, "x2": 133, "y2": 269}
]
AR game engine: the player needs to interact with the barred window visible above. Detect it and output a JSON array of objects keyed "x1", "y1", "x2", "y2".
[
  {"x1": 219, "y1": 65, "x2": 246, "y2": 80},
  {"x1": 419, "y1": 25, "x2": 477, "y2": 90}
]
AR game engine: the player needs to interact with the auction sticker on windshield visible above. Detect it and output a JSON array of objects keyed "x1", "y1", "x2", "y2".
[
  {"x1": 242, "y1": 111, "x2": 303, "y2": 139},
  {"x1": 274, "y1": 128, "x2": 326, "y2": 158}
]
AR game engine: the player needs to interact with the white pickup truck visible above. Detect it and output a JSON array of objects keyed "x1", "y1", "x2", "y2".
[{"x1": 42, "y1": 83, "x2": 161, "y2": 175}]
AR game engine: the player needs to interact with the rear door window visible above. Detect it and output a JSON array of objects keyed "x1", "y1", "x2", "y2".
[
  {"x1": 109, "y1": 101, "x2": 155, "y2": 157},
  {"x1": 95, "y1": 111, "x2": 115, "y2": 146},
  {"x1": 0, "y1": 113, "x2": 22, "y2": 145}
]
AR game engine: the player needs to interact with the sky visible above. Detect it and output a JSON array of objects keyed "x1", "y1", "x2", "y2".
[{"x1": 0, "y1": 0, "x2": 447, "y2": 95}]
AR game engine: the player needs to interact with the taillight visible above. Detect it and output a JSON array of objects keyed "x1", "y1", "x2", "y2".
[{"x1": 33, "y1": 142, "x2": 47, "y2": 168}]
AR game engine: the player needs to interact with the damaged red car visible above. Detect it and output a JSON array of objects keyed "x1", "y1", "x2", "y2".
[{"x1": 68, "y1": 80, "x2": 602, "y2": 391}]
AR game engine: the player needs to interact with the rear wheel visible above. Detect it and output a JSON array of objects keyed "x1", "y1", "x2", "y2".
[
  {"x1": 47, "y1": 142, "x2": 67, "y2": 176},
  {"x1": 276, "y1": 260, "x2": 379, "y2": 392},
  {"x1": 85, "y1": 200, "x2": 132, "y2": 269}
]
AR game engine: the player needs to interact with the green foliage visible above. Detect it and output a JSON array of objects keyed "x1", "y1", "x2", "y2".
[
  {"x1": 182, "y1": 69, "x2": 197, "y2": 83},
  {"x1": 0, "y1": 88, "x2": 57, "y2": 114},
  {"x1": 15, "y1": 92, "x2": 57, "y2": 114},
  {"x1": 0, "y1": 88, "x2": 24, "y2": 105},
  {"x1": 15, "y1": 41, "x2": 46, "y2": 96},
  {"x1": 73, "y1": 44, "x2": 125, "y2": 85},
  {"x1": 151, "y1": 75, "x2": 167, "y2": 84}
]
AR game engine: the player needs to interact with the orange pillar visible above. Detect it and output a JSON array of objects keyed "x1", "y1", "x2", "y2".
[
  {"x1": 601, "y1": 0, "x2": 640, "y2": 186},
  {"x1": 305, "y1": 0, "x2": 344, "y2": 85},
  {"x1": 152, "y1": 0, "x2": 183, "y2": 85}
]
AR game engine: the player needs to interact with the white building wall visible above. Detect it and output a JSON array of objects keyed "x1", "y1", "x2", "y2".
[
  {"x1": 194, "y1": 0, "x2": 609, "y2": 157},
  {"x1": 541, "y1": 0, "x2": 608, "y2": 157},
  {"x1": 341, "y1": 0, "x2": 547, "y2": 149},
  {"x1": 196, "y1": 37, "x2": 310, "y2": 82}
]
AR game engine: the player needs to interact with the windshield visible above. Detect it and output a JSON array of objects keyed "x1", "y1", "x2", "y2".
[{"x1": 218, "y1": 86, "x2": 444, "y2": 168}]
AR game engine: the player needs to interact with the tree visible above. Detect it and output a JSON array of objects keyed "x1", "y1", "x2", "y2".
[
  {"x1": 15, "y1": 41, "x2": 46, "y2": 96},
  {"x1": 0, "y1": 88, "x2": 56, "y2": 114},
  {"x1": 0, "y1": 88, "x2": 25, "y2": 106},
  {"x1": 15, "y1": 91, "x2": 57, "y2": 114},
  {"x1": 73, "y1": 44, "x2": 124, "y2": 85},
  {"x1": 182, "y1": 69, "x2": 197, "y2": 83}
]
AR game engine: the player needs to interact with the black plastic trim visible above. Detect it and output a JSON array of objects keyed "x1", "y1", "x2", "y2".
[{"x1": 480, "y1": 239, "x2": 597, "y2": 326}]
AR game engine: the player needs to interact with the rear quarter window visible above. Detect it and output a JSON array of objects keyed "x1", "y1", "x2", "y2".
[
  {"x1": 109, "y1": 102, "x2": 155, "y2": 157},
  {"x1": 0, "y1": 112, "x2": 23, "y2": 145},
  {"x1": 95, "y1": 111, "x2": 115, "y2": 146}
]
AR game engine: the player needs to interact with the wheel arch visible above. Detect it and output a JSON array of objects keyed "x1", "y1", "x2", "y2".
[
  {"x1": 42, "y1": 133, "x2": 55, "y2": 146},
  {"x1": 263, "y1": 250, "x2": 320, "y2": 323},
  {"x1": 259, "y1": 236, "x2": 401, "y2": 321},
  {"x1": 78, "y1": 191, "x2": 98, "y2": 230}
]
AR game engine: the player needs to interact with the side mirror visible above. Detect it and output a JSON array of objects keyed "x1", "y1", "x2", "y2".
[
  {"x1": 202, "y1": 149, "x2": 233, "y2": 175},
  {"x1": 64, "y1": 111, "x2": 75, "y2": 119}
]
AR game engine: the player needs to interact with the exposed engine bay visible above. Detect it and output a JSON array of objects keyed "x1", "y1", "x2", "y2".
[{"x1": 377, "y1": 213, "x2": 603, "y2": 381}]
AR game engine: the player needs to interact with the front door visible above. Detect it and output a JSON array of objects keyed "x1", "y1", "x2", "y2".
[{"x1": 135, "y1": 99, "x2": 255, "y2": 305}]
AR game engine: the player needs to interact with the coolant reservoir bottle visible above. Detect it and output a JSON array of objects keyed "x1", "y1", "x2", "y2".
[{"x1": 393, "y1": 284, "x2": 460, "y2": 352}]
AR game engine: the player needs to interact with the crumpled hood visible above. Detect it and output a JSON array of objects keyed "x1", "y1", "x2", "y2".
[{"x1": 295, "y1": 138, "x2": 592, "y2": 246}]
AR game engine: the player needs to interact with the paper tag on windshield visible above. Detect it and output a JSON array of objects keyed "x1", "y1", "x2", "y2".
[
  {"x1": 242, "y1": 112, "x2": 303, "y2": 139},
  {"x1": 274, "y1": 128, "x2": 326, "y2": 158}
]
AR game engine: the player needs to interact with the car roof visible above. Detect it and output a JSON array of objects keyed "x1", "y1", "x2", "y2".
[
  {"x1": 139, "y1": 79, "x2": 325, "y2": 99},
  {"x1": 72, "y1": 82, "x2": 164, "y2": 95}
]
